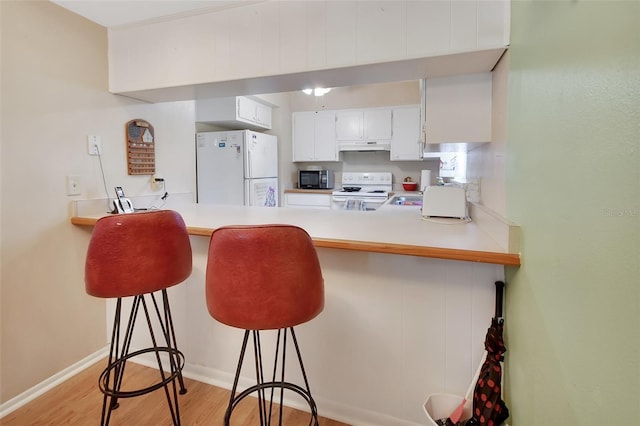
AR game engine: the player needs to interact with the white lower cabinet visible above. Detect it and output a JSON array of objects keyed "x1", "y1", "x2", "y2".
[{"x1": 284, "y1": 192, "x2": 332, "y2": 209}]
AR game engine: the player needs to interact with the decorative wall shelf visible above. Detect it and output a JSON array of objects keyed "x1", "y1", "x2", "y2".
[{"x1": 126, "y1": 119, "x2": 155, "y2": 175}]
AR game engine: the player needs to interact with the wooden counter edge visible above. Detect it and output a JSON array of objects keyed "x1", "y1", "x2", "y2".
[
  {"x1": 71, "y1": 217, "x2": 520, "y2": 266},
  {"x1": 313, "y1": 238, "x2": 520, "y2": 266}
]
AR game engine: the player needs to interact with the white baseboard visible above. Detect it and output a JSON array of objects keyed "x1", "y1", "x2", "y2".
[
  {"x1": 180, "y1": 361, "x2": 423, "y2": 426},
  {"x1": 1, "y1": 351, "x2": 422, "y2": 426},
  {"x1": 0, "y1": 347, "x2": 109, "y2": 419}
]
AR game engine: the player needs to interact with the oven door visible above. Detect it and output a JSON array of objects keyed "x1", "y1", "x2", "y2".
[{"x1": 332, "y1": 194, "x2": 388, "y2": 211}]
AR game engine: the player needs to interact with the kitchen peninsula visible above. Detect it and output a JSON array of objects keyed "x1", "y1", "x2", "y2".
[
  {"x1": 70, "y1": 202, "x2": 519, "y2": 426},
  {"x1": 71, "y1": 203, "x2": 519, "y2": 266}
]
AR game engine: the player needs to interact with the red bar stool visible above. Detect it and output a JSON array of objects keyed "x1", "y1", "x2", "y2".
[
  {"x1": 85, "y1": 210, "x2": 193, "y2": 425},
  {"x1": 206, "y1": 224, "x2": 325, "y2": 426}
]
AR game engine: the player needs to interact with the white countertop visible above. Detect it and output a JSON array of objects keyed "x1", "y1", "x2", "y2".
[
  {"x1": 185, "y1": 203, "x2": 498, "y2": 248},
  {"x1": 71, "y1": 201, "x2": 519, "y2": 265}
]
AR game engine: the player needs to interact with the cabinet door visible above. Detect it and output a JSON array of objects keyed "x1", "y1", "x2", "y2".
[
  {"x1": 284, "y1": 193, "x2": 331, "y2": 209},
  {"x1": 255, "y1": 102, "x2": 272, "y2": 128},
  {"x1": 314, "y1": 110, "x2": 337, "y2": 161},
  {"x1": 292, "y1": 112, "x2": 316, "y2": 162},
  {"x1": 237, "y1": 96, "x2": 256, "y2": 122},
  {"x1": 335, "y1": 110, "x2": 362, "y2": 140},
  {"x1": 364, "y1": 109, "x2": 392, "y2": 140},
  {"x1": 391, "y1": 106, "x2": 422, "y2": 161}
]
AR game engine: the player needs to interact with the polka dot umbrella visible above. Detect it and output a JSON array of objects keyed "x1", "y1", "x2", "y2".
[{"x1": 468, "y1": 281, "x2": 510, "y2": 426}]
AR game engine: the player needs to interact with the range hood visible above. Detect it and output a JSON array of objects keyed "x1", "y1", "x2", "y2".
[{"x1": 338, "y1": 140, "x2": 391, "y2": 152}]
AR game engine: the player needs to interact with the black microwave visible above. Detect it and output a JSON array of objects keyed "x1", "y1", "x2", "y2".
[{"x1": 298, "y1": 170, "x2": 335, "y2": 189}]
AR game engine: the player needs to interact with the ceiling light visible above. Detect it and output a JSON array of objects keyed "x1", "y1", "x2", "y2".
[{"x1": 302, "y1": 88, "x2": 331, "y2": 96}]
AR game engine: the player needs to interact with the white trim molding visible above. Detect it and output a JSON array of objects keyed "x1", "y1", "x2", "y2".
[{"x1": 0, "y1": 347, "x2": 108, "y2": 419}]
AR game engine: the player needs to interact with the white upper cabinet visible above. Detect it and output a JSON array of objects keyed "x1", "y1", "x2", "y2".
[
  {"x1": 238, "y1": 97, "x2": 272, "y2": 128},
  {"x1": 390, "y1": 106, "x2": 422, "y2": 161},
  {"x1": 292, "y1": 111, "x2": 338, "y2": 162},
  {"x1": 335, "y1": 110, "x2": 362, "y2": 141},
  {"x1": 108, "y1": 0, "x2": 510, "y2": 98},
  {"x1": 365, "y1": 109, "x2": 393, "y2": 141},
  {"x1": 335, "y1": 109, "x2": 392, "y2": 141},
  {"x1": 196, "y1": 96, "x2": 272, "y2": 130},
  {"x1": 424, "y1": 73, "x2": 492, "y2": 144}
]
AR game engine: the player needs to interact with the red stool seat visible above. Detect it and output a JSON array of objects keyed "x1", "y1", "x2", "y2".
[
  {"x1": 206, "y1": 224, "x2": 324, "y2": 425},
  {"x1": 206, "y1": 224, "x2": 324, "y2": 330},
  {"x1": 85, "y1": 210, "x2": 192, "y2": 426},
  {"x1": 86, "y1": 210, "x2": 192, "y2": 298}
]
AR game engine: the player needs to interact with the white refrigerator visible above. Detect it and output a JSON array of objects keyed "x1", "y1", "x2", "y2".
[{"x1": 196, "y1": 130, "x2": 278, "y2": 207}]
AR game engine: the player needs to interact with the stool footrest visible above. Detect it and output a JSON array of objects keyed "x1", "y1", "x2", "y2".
[
  {"x1": 99, "y1": 347, "x2": 185, "y2": 399},
  {"x1": 228, "y1": 380, "x2": 319, "y2": 418}
]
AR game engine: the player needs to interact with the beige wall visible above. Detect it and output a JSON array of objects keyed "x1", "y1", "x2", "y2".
[
  {"x1": 289, "y1": 80, "x2": 420, "y2": 112},
  {"x1": 0, "y1": 1, "x2": 196, "y2": 403},
  {"x1": 505, "y1": 2, "x2": 639, "y2": 425}
]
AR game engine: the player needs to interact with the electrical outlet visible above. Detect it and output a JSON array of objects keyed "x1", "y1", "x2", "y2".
[
  {"x1": 87, "y1": 135, "x2": 102, "y2": 156},
  {"x1": 151, "y1": 175, "x2": 165, "y2": 190},
  {"x1": 66, "y1": 175, "x2": 82, "y2": 196}
]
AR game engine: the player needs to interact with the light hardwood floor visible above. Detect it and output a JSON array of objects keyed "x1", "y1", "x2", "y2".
[{"x1": 2, "y1": 360, "x2": 350, "y2": 425}]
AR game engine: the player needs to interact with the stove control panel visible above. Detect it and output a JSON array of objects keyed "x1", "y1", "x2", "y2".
[{"x1": 342, "y1": 172, "x2": 392, "y2": 185}]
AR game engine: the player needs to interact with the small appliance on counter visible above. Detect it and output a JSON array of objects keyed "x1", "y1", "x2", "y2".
[
  {"x1": 421, "y1": 186, "x2": 468, "y2": 219},
  {"x1": 298, "y1": 169, "x2": 334, "y2": 189}
]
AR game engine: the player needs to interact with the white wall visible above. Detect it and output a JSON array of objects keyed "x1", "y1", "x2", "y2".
[
  {"x1": 0, "y1": 1, "x2": 196, "y2": 403},
  {"x1": 467, "y1": 51, "x2": 509, "y2": 215}
]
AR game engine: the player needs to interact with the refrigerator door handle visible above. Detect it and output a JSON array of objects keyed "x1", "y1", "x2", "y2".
[{"x1": 246, "y1": 149, "x2": 252, "y2": 177}]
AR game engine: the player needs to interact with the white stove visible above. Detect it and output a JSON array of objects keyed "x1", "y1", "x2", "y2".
[{"x1": 331, "y1": 172, "x2": 392, "y2": 210}]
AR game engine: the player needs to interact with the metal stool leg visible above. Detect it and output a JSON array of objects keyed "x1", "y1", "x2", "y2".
[
  {"x1": 160, "y1": 289, "x2": 188, "y2": 394},
  {"x1": 101, "y1": 296, "x2": 142, "y2": 425},
  {"x1": 223, "y1": 328, "x2": 320, "y2": 426},
  {"x1": 224, "y1": 330, "x2": 251, "y2": 425},
  {"x1": 142, "y1": 293, "x2": 181, "y2": 425},
  {"x1": 289, "y1": 328, "x2": 319, "y2": 426},
  {"x1": 99, "y1": 292, "x2": 185, "y2": 426}
]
